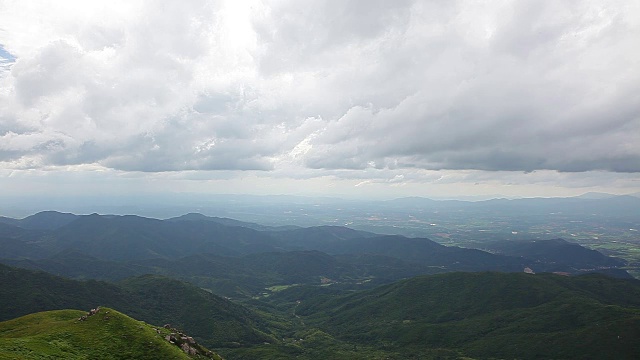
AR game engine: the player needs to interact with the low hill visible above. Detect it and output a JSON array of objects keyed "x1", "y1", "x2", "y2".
[
  {"x1": 0, "y1": 308, "x2": 221, "y2": 359},
  {"x1": 1, "y1": 250, "x2": 152, "y2": 280},
  {"x1": 0, "y1": 222, "x2": 36, "y2": 239},
  {"x1": 168, "y1": 212, "x2": 298, "y2": 231},
  {"x1": 118, "y1": 275, "x2": 275, "y2": 347},
  {"x1": 0, "y1": 236, "x2": 51, "y2": 259},
  {"x1": 7, "y1": 211, "x2": 79, "y2": 230},
  {"x1": 0, "y1": 262, "x2": 129, "y2": 319},
  {"x1": 267, "y1": 225, "x2": 378, "y2": 248},
  {"x1": 0, "y1": 263, "x2": 277, "y2": 349},
  {"x1": 291, "y1": 234, "x2": 525, "y2": 271},
  {"x1": 46, "y1": 214, "x2": 279, "y2": 260},
  {"x1": 296, "y1": 272, "x2": 640, "y2": 359},
  {"x1": 483, "y1": 238, "x2": 627, "y2": 271},
  {"x1": 2, "y1": 249, "x2": 449, "y2": 299},
  {"x1": 0, "y1": 211, "x2": 79, "y2": 232}
]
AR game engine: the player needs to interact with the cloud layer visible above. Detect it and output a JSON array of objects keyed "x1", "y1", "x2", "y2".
[{"x1": 1, "y1": 0, "x2": 639, "y2": 189}]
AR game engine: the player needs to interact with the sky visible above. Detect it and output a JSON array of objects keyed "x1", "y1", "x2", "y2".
[{"x1": 0, "y1": 0, "x2": 639, "y2": 202}]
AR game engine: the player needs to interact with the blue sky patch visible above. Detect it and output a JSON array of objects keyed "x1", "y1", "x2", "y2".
[{"x1": 0, "y1": 44, "x2": 16, "y2": 68}]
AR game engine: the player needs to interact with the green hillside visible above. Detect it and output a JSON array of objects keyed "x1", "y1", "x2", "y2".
[
  {"x1": 0, "y1": 308, "x2": 221, "y2": 360},
  {"x1": 296, "y1": 272, "x2": 640, "y2": 359},
  {"x1": 118, "y1": 275, "x2": 276, "y2": 347},
  {"x1": 3, "y1": 262, "x2": 640, "y2": 359},
  {"x1": 0, "y1": 263, "x2": 278, "y2": 350}
]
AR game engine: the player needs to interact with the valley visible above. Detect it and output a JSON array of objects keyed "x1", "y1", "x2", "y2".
[
  {"x1": 3, "y1": 2, "x2": 639, "y2": 358},
  {"x1": 0, "y1": 197, "x2": 639, "y2": 359}
]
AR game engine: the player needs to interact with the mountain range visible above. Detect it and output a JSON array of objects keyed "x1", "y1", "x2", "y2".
[
  {"x1": 1, "y1": 210, "x2": 638, "y2": 358},
  {"x1": 2, "y1": 262, "x2": 640, "y2": 359},
  {"x1": 0, "y1": 211, "x2": 627, "y2": 272}
]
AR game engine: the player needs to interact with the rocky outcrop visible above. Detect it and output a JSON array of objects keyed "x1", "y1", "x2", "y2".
[
  {"x1": 163, "y1": 325, "x2": 218, "y2": 358},
  {"x1": 78, "y1": 306, "x2": 101, "y2": 321},
  {"x1": 76, "y1": 309, "x2": 218, "y2": 358}
]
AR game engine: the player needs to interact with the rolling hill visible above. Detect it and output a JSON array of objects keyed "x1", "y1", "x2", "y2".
[
  {"x1": 0, "y1": 308, "x2": 221, "y2": 359},
  {"x1": 0, "y1": 263, "x2": 277, "y2": 349},
  {"x1": 2, "y1": 261, "x2": 640, "y2": 358},
  {"x1": 0, "y1": 211, "x2": 631, "y2": 302},
  {"x1": 0, "y1": 210, "x2": 79, "y2": 230},
  {"x1": 295, "y1": 272, "x2": 640, "y2": 359},
  {"x1": 483, "y1": 238, "x2": 626, "y2": 270}
]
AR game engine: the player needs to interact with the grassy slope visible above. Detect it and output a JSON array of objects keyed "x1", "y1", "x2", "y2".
[
  {"x1": 0, "y1": 264, "x2": 279, "y2": 350},
  {"x1": 118, "y1": 275, "x2": 276, "y2": 347},
  {"x1": 0, "y1": 308, "x2": 221, "y2": 360}
]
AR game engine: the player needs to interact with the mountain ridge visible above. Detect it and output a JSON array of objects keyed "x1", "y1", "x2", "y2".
[
  {"x1": 0, "y1": 263, "x2": 276, "y2": 349},
  {"x1": 0, "y1": 307, "x2": 222, "y2": 359}
]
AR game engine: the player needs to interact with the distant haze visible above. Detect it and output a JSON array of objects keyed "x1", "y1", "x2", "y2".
[{"x1": 1, "y1": 191, "x2": 639, "y2": 221}]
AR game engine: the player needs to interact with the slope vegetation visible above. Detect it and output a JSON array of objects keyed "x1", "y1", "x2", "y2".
[
  {"x1": 296, "y1": 272, "x2": 640, "y2": 359},
  {"x1": 0, "y1": 263, "x2": 275, "y2": 349},
  {"x1": 0, "y1": 308, "x2": 221, "y2": 359},
  {"x1": 1, "y1": 212, "x2": 628, "y2": 282}
]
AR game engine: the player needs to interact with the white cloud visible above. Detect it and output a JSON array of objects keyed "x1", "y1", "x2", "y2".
[{"x1": 0, "y1": 0, "x2": 638, "y2": 198}]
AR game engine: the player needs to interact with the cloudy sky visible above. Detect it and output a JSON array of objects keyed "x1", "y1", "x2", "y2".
[{"x1": 0, "y1": 0, "x2": 639, "y2": 201}]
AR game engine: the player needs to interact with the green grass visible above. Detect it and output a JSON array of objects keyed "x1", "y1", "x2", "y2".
[{"x1": 0, "y1": 308, "x2": 221, "y2": 360}]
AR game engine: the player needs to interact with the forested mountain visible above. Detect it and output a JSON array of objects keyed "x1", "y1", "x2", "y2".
[
  {"x1": 3, "y1": 262, "x2": 640, "y2": 359},
  {"x1": 483, "y1": 238, "x2": 628, "y2": 271},
  {"x1": 1, "y1": 212, "x2": 627, "y2": 282},
  {"x1": 0, "y1": 210, "x2": 79, "y2": 230},
  {"x1": 294, "y1": 272, "x2": 640, "y2": 359},
  {"x1": 0, "y1": 211, "x2": 637, "y2": 358}
]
